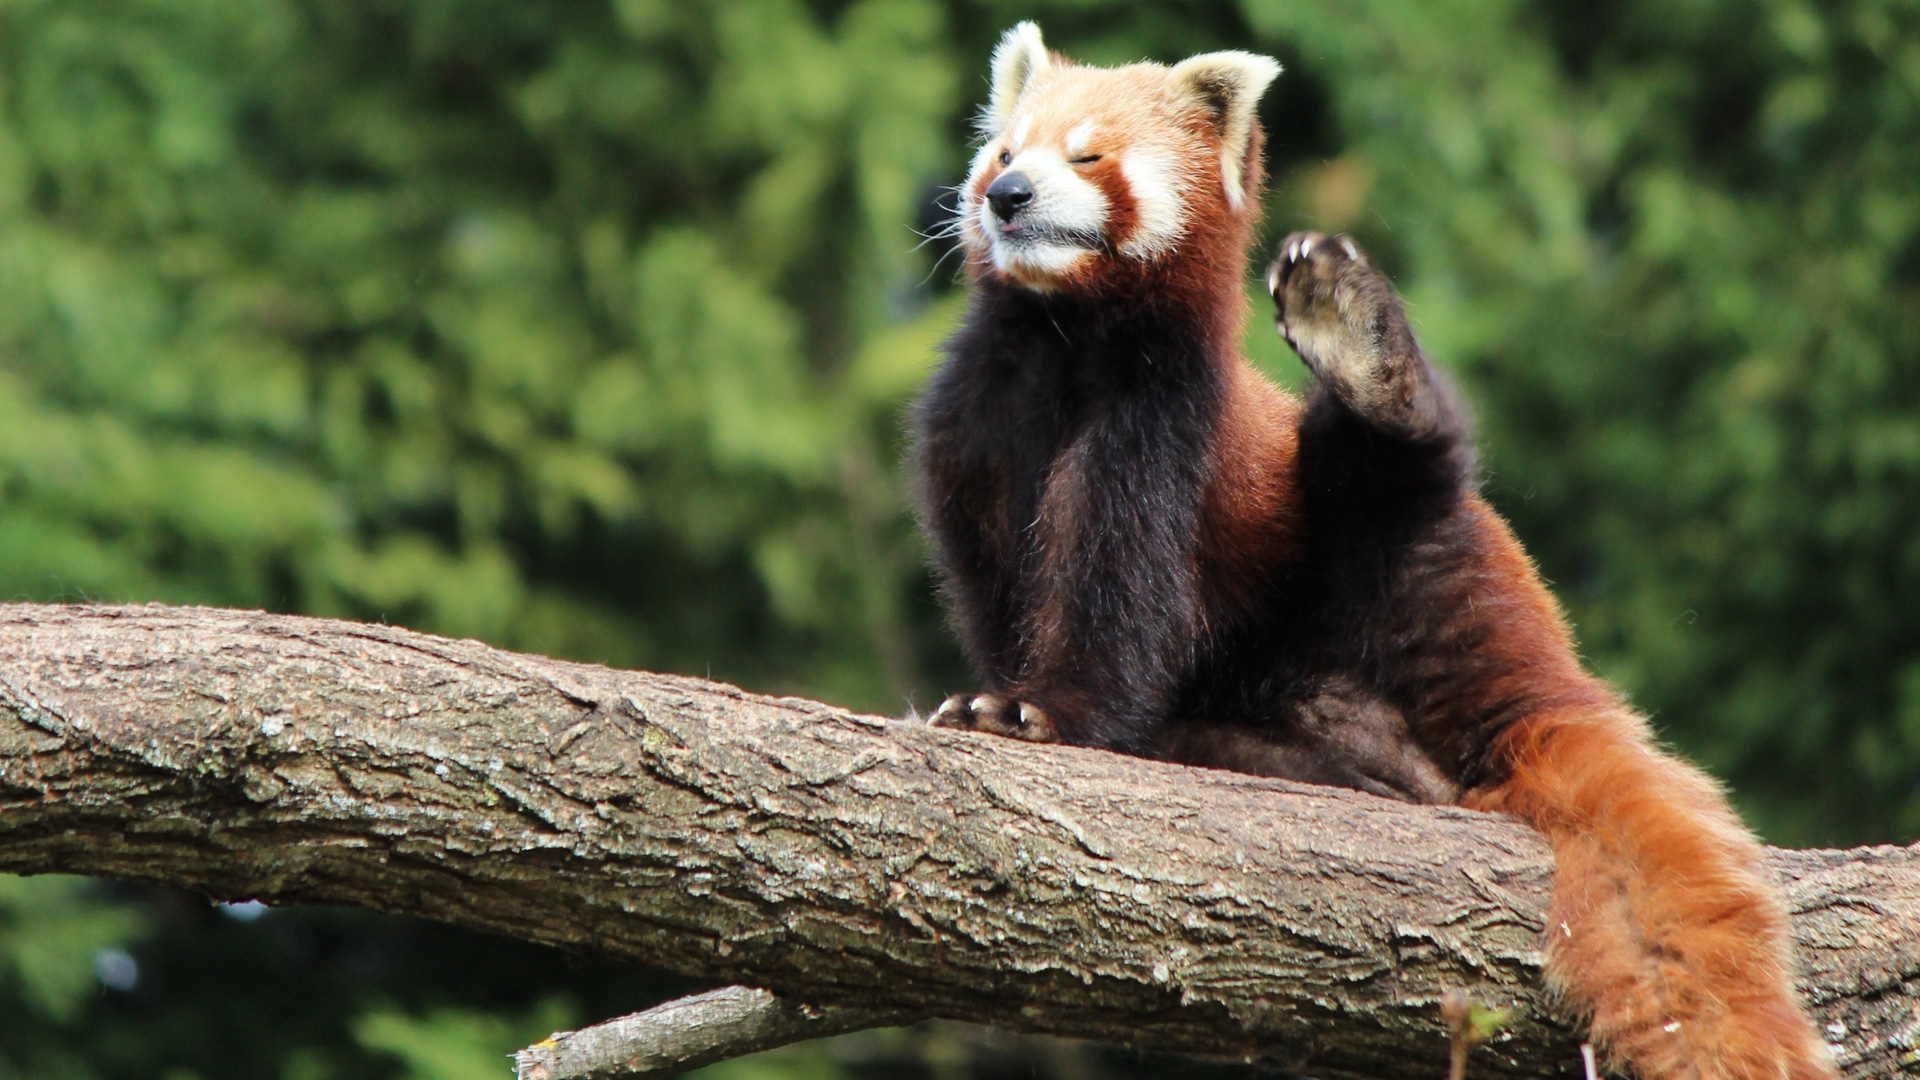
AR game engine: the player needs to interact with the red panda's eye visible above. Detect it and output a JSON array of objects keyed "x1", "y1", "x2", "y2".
[
  {"x1": 1071, "y1": 155, "x2": 1103, "y2": 165},
  {"x1": 998, "y1": 150, "x2": 1011, "y2": 166}
]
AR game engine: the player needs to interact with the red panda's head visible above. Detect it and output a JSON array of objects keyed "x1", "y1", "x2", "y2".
[{"x1": 959, "y1": 23, "x2": 1280, "y2": 299}]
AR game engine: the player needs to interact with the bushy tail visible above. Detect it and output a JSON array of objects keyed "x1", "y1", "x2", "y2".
[{"x1": 1466, "y1": 708, "x2": 1836, "y2": 1080}]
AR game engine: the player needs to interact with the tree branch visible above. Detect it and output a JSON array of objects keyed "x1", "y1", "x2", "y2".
[
  {"x1": 512, "y1": 985, "x2": 916, "y2": 1080},
  {"x1": 0, "y1": 603, "x2": 1913, "y2": 1079}
]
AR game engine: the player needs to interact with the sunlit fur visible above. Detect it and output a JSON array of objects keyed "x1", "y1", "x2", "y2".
[
  {"x1": 918, "y1": 24, "x2": 1836, "y2": 1080},
  {"x1": 960, "y1": 22, "x2": 1278, "y2": 294}
]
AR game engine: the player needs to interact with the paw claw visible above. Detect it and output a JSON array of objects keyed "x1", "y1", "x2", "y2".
[
  {"x1": 927, "y1": 692, "x2": 1059, "y2": 742},
  {"x1": 930, "y1": 694, "x2": 972, "y2": 727},
  {"x1": 1016, "y1": 702, "x2": 1058, "y2": 741},
  {"x1": 1269, "y1": 231, "x2": 1400, "y2": 385}
]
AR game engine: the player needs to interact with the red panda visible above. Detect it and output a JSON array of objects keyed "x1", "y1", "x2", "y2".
[{"x1": 912, "y1": 22, "x2": 1837, "y2": 1080}]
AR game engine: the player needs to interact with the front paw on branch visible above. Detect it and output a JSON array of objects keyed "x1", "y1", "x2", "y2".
[{"x1": 929, "y1": 693, "x2": 1058, "y2": 742}]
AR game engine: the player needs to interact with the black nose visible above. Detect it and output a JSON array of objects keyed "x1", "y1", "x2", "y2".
[{"x1": 986, "y1": 172, "x2": 1034, "y2": 222}]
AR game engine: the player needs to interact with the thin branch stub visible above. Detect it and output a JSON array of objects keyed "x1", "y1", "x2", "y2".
[{"x1": 514, "y1": 985, "x2": 919, "y2": 1080}]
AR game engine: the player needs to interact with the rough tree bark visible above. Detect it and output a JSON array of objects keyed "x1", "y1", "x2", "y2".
[{"x1": 0, "y1": 603, "x2": 1914, "y2": 1079}]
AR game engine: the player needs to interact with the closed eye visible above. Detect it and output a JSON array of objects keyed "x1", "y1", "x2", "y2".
[{"x1": 1071, "y1": 154, "x2": 1102, "y2": 165}]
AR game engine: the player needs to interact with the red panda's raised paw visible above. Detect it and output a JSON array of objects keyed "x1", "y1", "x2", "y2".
[
  {"x1": 929, "y1": 693, "x2": 1059, "y2": 742},
  {"x1": 1266, "y1": 231, "x2": 1451, "y2": 439},
  {"x1": 1265, "y1": 231, "x2": 1379, "y2": 364}
]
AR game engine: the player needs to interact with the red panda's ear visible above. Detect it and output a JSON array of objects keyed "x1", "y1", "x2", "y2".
[
  {"x1": 1165, "y1": 52, "x2": 1282, "y2": 211},
  {"x1": 983, "y1": 22, "x2": 1051, "y2": 136}
]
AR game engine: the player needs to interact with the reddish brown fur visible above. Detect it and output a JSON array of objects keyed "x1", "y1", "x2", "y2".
[
  {"x1": 961, "y1": 54, "x2": 1261, "y2": 337},
  {"x1": 1197, "y1": 362, "x2": 1303, "y2": 625},
  {"x1": 1471, "y1": 707, "x2": 1830, "y2": 1078},
  {"x1": 1423, "y1": 504, "x2": 1617, "y2": 768},
  {"x1": 920, "y1": 32, "x2": 1836, "y2": 1080},
  {"x1": 1204, "y1": 392, "x2": 1833, "y2": 1077},
  {"x1": 1082, "y1": 155, "x2": 1141, "y2": 259}
]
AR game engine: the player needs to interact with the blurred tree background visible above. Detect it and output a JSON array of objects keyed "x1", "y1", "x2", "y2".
[{"x1": 0, "y1": 0, "x2": 1916, "y2": 1076}]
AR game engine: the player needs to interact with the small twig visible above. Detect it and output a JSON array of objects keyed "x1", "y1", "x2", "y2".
[
  {"x1": 1440, "y1": 988, "x2": 1511, "y2": 1080},
  {"x1": 514, "y1": 985, "x2": 921, "y2": 1080}
]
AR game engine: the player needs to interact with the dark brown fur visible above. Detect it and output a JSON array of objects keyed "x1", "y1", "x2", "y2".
[{"x1": 915, "y1": 39, "x2": 1834, "y2": 1080}]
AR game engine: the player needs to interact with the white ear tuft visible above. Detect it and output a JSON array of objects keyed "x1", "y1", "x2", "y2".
[
  {"x1": 1165, "y1": 51, "x2": 1281, "y2": 210},
  {"x1": 982, "y1": 22, "x2": 1051, "y2": 136}
]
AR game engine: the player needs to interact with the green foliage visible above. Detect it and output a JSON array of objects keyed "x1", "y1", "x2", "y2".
[
  {"x1": 1232, "y1": 0, "x2": 1920, "y2": 843},
  {"x1": 686, "y1": 1041, "x2": 853, "y2": 1080},
  {"x1": 0, "y1": 876, "x2": 144, "y2": 1022},
  {"x1": 354, "y1": 998, "x2": 575, "y2": 1080},
  {"x1": 0, "y1": 0, "x2": 1918, "y2": 1077},
  {"x1": 0, "y1": 0, "x2": 960, "y2": 710}
]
